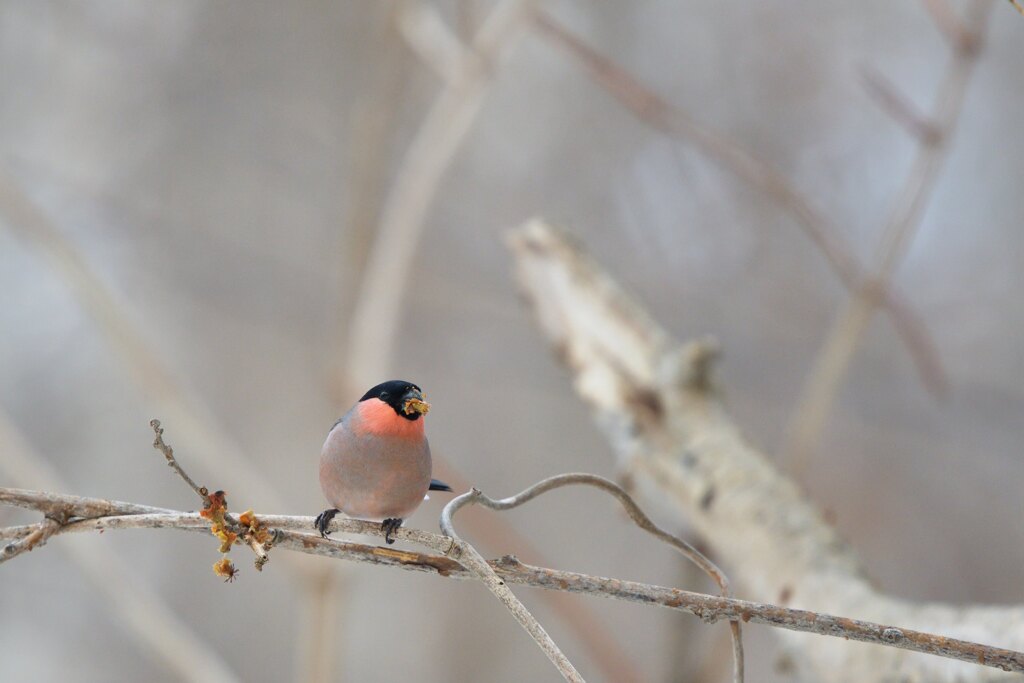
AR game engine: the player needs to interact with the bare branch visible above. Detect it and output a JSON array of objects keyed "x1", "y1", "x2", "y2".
[
  {"x1": 530, "y1": 10, "x2": 948, "y2": 399},
  {"x1": 2, "y1": 487, "x2": 1023, "y2": 676},
  {"x1": 508, "y1": 218, "x2": 1024, "y2": 682},
  {"x1": 859, "y1": 66, "x2": 942, "y2": 144},
  {"x1": 783, "y1": 0, "x2": 994, "y2": 472},
  {"x1": 344, "y1": 0, "x2": 537, "y2": 388},
  {"x1": 396, "y1": 1, "x2": 468, "y2": 85},
  {"x1": 150, "y1": 419, "x2": 208, "y2": 502},
  {"x1": 921, "y1": 0, "x2": 975, "y2": 47},
  {"x1": 440, "y1": 473, "x2": 744, "y2": 683},
  {"x1": 1007, "y1": 0, "x2": 1024, "y2": 17}
]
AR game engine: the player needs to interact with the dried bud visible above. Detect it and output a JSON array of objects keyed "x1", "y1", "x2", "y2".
[{"x1": 213, "y1": 556, "x2": 239, "y2": 582}]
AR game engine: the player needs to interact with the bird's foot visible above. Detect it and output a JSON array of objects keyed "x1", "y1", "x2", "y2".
[
  {"x1": 381, "y1": 518, "x2": 403, "y2": 545},
  {"x1": 315, "y1": 508, "x2": 340, "y2": 538}
]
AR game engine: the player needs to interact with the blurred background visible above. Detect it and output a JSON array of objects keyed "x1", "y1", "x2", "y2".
[{"x1": 1, "y1": 1, "x2": 1022, "y2": 681}]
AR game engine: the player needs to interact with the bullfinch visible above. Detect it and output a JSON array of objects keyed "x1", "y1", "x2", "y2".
[{"x1": 315, "y1": 380, "x2": 452, "y2": 544}]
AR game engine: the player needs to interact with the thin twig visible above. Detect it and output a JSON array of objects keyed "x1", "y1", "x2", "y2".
[
  {"x1": 530, "y1": 10, "x2": 948, "y2": 399},
  {"x1": 922, "y1": 0, "x2": 975, "y2": 47},
  {"x1": 148, "y1": 419, "x2": 278, "y2": 573},
  {"x1": 150, "y1": 419, "x2": 208, "y2": 502},
  {"x1": 3, "y1": 487, "x2": 1023, "y2": 675},
  {"x1": 859, "y1": 65, "x2": 941, "y2": 144},
  {"x1": 782, "y1": 0, "x2": 994, "y2": 473},
  {"x1": 440, "y1": 474, "x2": 744, "y2": 683},
  {"x1": 1007, "y1": 0, "x2": 1024, "y2": 17}
]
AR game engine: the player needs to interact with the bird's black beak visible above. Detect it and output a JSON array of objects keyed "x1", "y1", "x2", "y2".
[{"x1": 402, "y1": 388, "x2": 430, "y2": 416}]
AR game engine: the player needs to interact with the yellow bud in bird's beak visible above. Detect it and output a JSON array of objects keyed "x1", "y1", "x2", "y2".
[{"x1": 402, "y1": 388, "x2": 430, "y2": 416}]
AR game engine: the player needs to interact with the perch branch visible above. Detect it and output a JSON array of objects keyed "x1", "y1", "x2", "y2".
[
  {"x1": 2, "y1": 487, "x2": 1022, "y2": 676},
  {"x1": 783, "y1": 0, "x2": 993, "y2": 472},
  {"x1": 440, "y1": 473, "x2": 744, "y2": 683},
  {"x1": 530, "y1": 10, "x2": 948, "y2": 399},
  {"x1": 507, "y1": 218, "x2": 1024, "y2": 682}
]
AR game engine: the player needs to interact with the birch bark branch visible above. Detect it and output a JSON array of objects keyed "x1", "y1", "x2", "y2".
[{"x1": 507, "y1": 218, "x2": 1024, "y2": 682}]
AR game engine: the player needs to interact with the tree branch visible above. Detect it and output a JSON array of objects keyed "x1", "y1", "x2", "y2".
[
  {"x1": 507, "y1": 218, "x2": 1024, "y2": 682},
  {"x1": 783, "y1": 0, "x2": 994, "y2": 472},
  {"x1": 2, "y1": 487, "x2": 1022, "y2": 676},
  {"x1": 530, "y1": 10, "x2": 948, "y2": 399}
]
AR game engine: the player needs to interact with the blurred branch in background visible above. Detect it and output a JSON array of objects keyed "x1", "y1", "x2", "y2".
[
  {"x1": 348, "y1": 2, "x2": 647, "y2": 680},
  {"x1": 509, "y1": 218, "x2": 1024, "y2": 683},
  {"x1": 336, "y1": 1, "x2": 416, "y2": 311},
  {"x1": 782, "y1": 0, "x2": 993, "y2": 473},
  {"x1": 3, "y1": 485, "x2": 1021, "y2": 677},
  {"x1": 0, "y1": 158, "x2": 338, "y2": 681},
  {"x1": 530, "y1": 9, "x2": 949, "y2": 400},
  {"x1": 342, "y1": 0, "x2": 536, "y2": 387},
  {"x1": 1007, "y1": 0, "x2": 1024, "y2": 16}
]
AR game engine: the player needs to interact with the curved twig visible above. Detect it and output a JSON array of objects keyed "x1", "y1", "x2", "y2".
[
  {"x1": 440, "y1": 489, "x2": 584, "y2": 682},
  {"x1": 440, "y1": 473, "x2": 744, "y2": 683}
]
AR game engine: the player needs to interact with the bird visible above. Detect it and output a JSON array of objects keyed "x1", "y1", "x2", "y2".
[{"x1": 315, "y1": 380, "x2": 453, "y2": 544}]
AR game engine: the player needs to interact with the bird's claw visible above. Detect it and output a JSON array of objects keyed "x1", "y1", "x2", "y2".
[
  {"x1": 315, "y1": 508, "x2": 339, "y2": 538},
  {"x1": 381, "y1": 518, "x2": 403, "y2": 545}
]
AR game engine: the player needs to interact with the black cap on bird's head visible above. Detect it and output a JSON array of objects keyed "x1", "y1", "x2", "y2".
[{"x1": 360, "y1": 380, "x2": 430, "y2": 421}]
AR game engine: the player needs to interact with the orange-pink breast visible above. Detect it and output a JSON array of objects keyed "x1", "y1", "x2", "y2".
[{"x1": 319, "y1": 400, "x2": 431, "y2": 521}]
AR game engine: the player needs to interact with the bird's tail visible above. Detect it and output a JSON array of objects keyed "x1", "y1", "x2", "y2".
[{"x1": 429, "y1": 479, "x2": 454, "y2": 492}]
